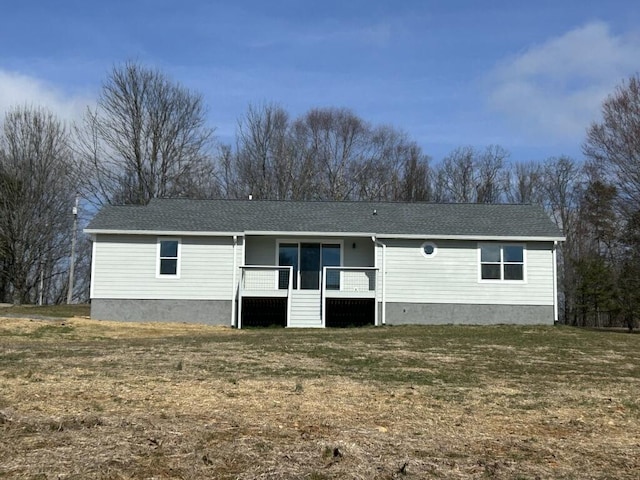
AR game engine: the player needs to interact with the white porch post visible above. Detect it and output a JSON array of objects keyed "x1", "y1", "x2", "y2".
[
  {"x1": 321, "y1": 266, "x2": 327, "y2": 328},
  {"x1": 237, "y1": 267, "x2": 244, "y2": 329},
  {"x1": 552, "y1": 240, "x2": 558, "y2": 323},
  {"x1": 231, "y1": 235, "x2": 238, "y2": 327},
  {"x1": 372, "y1": 236, "x2": 387, "y2": 326},
  {"x1": 373, "y1": 241, "x2": 379, "y2": 326},
  {"x1": 287, "y1": 266, "x2": 293, "y2": 327}
]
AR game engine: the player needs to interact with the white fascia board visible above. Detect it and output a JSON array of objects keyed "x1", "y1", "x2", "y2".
[
  {"x1": 245, "y1": 231, "x2": 564, "y2": 241},
  {"x1": 84, "y1": 228, "x2": 565, "y2": 242},
  {"x1": 243, "y1": 230, "x2": 376, "y2": 238},
  {"x1": 83, "y1": 229, "x2": 244, "y2": 237},
  {"x1": 247, "y1": 230, "x2": 564, "y2": 241},
  {"x1": 374, "y1": 234, "x2": 566, "y2": 242}
]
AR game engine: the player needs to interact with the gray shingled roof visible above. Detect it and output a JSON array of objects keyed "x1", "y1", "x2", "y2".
[
  {"x1": 87, "y1": 199, "x2": 564, "y2": 238},
  {"x1": 86, "y1": 199, "x2": 563, "y2": 239}
]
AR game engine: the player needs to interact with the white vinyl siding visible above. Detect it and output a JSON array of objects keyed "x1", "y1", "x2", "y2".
[
  {"x1": 344, "y1": 237, "x2": 375, "y2": 267},
  {"x1": 92, "y1": 234, "x2": 240, "y2": 300},
  {"x1": 244, "y1": 236, "x2": 275, "y2": 265},
  {"x1": 380, "y1": 239, "x2": 554, "y2": 306}
]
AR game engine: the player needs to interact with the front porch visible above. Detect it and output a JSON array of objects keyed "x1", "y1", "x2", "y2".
[{"x1": 238, "y1": 266, "x2": 378, "y2": 327}]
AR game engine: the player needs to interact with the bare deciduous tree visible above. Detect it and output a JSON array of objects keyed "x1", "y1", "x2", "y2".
[
  {"x1": 232, "y1": 105, "x2": 433, "y2": 202},
  {"x1": 543, "y1": 156, "x2": 583, "y2": 234},
  {"x1": 542, "y1": 156, "x2": 585, "y2": 323},
  {"x1": 236, "y1": 103, "x2": 294, "y2": 200},
  {"x1": 398, "y1": 144, "x2": 431, "y2": 202},
  {"x1": 475, "y1": 145, "x2": 508, "y2": 203},
  {"x1": 504, "y1": 161, "x2": 544, "y2": 204},
  {"x1": 76, "y1": 61, "x2": 217, "y2": 205},
  {"x1": 438, "y1": 146, "x2": 477, "y2": 202},
  {"x1": 293, "y1": 108, "x2": 371, "y2": 201},
  {"x1": 583, "y1": 74, "x2": 640, "y2": 216},
  {"x1": 0, "y1": 106, "x2": 78, "y2": 304},
  {"x1": 356, "y1": 126, "x2": 430, "y2": 201}
]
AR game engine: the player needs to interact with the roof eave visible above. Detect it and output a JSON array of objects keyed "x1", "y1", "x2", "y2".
[
  {"x1": 83, "y1": 229, "x2": 245, "y2": 237},
  {"x1": 375, "y1": 233, "x2": 566, "y2": 242},
  {"x1": 85, "y1": 228, "x2": 564, "y2": 242}
]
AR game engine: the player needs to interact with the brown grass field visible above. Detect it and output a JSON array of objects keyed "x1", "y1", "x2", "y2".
[{"x1": 1, "y1": 306, "x2": 639, "y2": 479}]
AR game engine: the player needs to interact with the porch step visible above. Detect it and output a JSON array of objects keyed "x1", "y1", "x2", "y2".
[{"x1": 289, "y1": 291, "x2": 322, "y2": 327}]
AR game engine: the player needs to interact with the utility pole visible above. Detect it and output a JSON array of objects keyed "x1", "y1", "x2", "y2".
[
  {"x1": 66, "y1": 194, "x2": 79, "y2": 304},
  {"x1": 39, "y1": 262, "x2": 44, "y2": 306}
]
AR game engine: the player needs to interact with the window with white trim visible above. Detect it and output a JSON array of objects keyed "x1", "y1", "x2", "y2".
[
  {"x1": 479, "y1": 244, "x2": 524, "y2": 281},
  {"x1": 158, "y1": 239, "x2": 180, "y2": 277}
]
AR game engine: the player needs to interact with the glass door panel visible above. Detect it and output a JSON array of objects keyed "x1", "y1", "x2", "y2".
[
  {"x1": 322, "y1": 244, "x2": 341, "y2": 290},
  {"x1": 278, "y1": 243, "x2": 298, "y2": 289},
  {"x1": 300, "y1": 243, "x2": 321, "y2": 289},
  {"x1": 278, "y1": 242, "x2": 342, "y2": 290}
]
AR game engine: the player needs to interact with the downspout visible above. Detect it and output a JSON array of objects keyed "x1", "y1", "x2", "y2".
[
  {"x1": 372, "y1": 244, "x2": 378, "y2": 327},
  {"x1": 89, "y1": 235, "x2": 97, "y2": 301},
  {"x1": 238, "y1": 235, "x2": 247, "y2": 329},
  {"x1": 231, "y1": 235, "x2": 238, "y2": 327},
  {"x1": 372, "y1": 236, "x2": 387, "y2": 325},
  {"x1": 552, "y1": 240, "x2": 558, "y2": 323}
]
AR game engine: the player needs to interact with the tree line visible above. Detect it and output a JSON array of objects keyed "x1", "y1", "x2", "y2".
[{"x1": 1, "y1": 62, "x2": 638, "y2": 329}]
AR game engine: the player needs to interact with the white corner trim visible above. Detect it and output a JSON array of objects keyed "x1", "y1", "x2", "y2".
[{"x1": 89, "y1": 239, "x2": 96, "y2": 299}]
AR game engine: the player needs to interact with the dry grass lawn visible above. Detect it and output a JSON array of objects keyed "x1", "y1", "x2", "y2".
[{"x1": 1, "y1": 309, "x2": 639, "y2": 479}]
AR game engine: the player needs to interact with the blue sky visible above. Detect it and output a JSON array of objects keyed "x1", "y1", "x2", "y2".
[{"x1": 1, "y1": 0, "x2": 639, "y2": 163}]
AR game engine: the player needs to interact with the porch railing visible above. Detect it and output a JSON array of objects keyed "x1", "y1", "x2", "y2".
[
  {"x1": 238, "y1": 265, "x2": 378, "y2": 328},
  {"x1": 321, "y1": 266, "x2": 378, "y2": 326},
  {"x1": 238, "y1": 266, "x2": 293, "y2": 328},
  {"x1": 322, "y1": 266, "x2": 377, "y2": 296}
]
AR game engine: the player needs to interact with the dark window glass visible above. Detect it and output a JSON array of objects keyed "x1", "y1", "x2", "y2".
[
  {"x1": 504, "y1": 245, "x2": 523, "y2": 263},
  {"x1": 481, "y1": 264, "x2": 501, "y2": 280},
  {"x1": 504, "y1": 264, "x2": 524, "y2": 280},
  {"x1": 480, "y1": 244, "x2": 524, "y2": 281},
  {"x1": 160, "y1": 240, "x2": 178, "y2": 258},
  {"x1": 159, "y1": 240, "x2": 179, "y2": 275},
  {"x1": 278, "y1": 242, "x2": 342, "y2": 290},
  {"x1": 481, "y1": 245, "x2": 500, "y2": 263},
  {"x1": 322, "y1": 244, "x2": 341, "y2": 290},
  {"x1": 278, "y1": 243, "x2": 298, "y2": 289},
  {"x1": 278, "y1": 269, "x2": 291, "y2": 290},
  {"x1": 160, "y1": 259, "x2": 177, "y2": 275},
  {"x1": 300, "y1": 243, "x2": 321, "y2": 290}
]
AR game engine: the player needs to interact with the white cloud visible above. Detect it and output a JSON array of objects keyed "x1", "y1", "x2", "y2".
[
  {"x1": 0, "y1": 69, "x2": 93, "y2": 125},
  {"x1": 487, "y1": 22, "x2": 640, "y2": 143}
]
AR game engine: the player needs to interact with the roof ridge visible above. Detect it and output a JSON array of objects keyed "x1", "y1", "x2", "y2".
[{"x1": 149, "y1": 197, "x2": 535, "y2": 207}]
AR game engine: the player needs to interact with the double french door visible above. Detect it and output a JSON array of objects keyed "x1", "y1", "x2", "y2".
[{"x1": 278, "y1": 242, "x2": 340, "y2": 290}]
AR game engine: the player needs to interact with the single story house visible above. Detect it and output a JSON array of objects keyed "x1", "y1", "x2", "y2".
[{"x1": 85, "y1": 198, "x2": 564, "y2": 327}]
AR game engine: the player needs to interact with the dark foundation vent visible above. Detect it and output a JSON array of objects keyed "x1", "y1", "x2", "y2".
[
  {"x1": 325, "y1": 298, "x2": 375, "y2": 328},
  {"x1": 241, "y1": 297, "x2": 287, "y2": 328}
]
